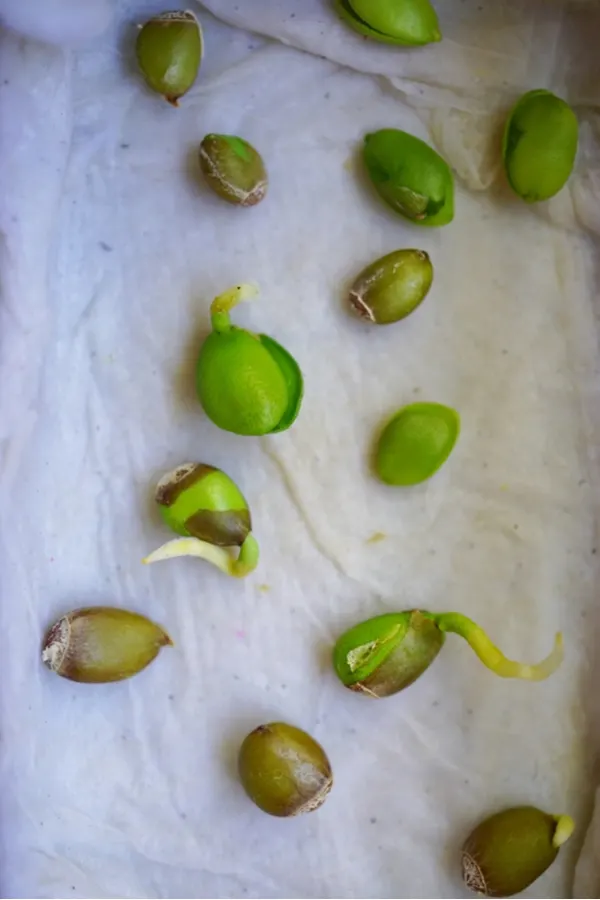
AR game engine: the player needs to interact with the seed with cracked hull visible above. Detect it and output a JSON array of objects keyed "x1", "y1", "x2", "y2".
[
  {"x1": 333, "y1": 611, "x2": 444, "y2": 697},
  {"x1": 349, "y1": 248, "x2": 433, "y2": 325},
  {"x1": 502, "y1": 89, "x2": 578, "y2": 203},
  {"x1": 156, "y1": 462, "x2": 251, "y2": 546},
  {"x1": 333, "y1": 0, "x2": 441, "y2": 46},
  {"x1": 136, "y1": 10, "x2": 203, "y2": 106},
  {"x1": 363, "y1": 129, "x2": 454, "y2": 226},
  {"x1": 196, "y1": 284, "x2": 303, "y2": 436},
  {"x1": 142, "y1": 462, "x2": 260, "y2": 578},
  {"x1": 238, "y1": 722, "x2": 333, "y2": 817},
  {"x1": 462, "y1": 806, "x2": 574, "y2": 897},
  {"x1": 42, "y1": 607, "x2": 172, "y2": 683},
  {"x1": 199, "y1": 134, "x2": 267, "y2": 206},
  {"x1": 333, "y1": 610, "x2": 564, "y2": 698}
]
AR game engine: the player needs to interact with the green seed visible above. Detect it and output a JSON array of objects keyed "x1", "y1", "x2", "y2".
[
  {"x1": 502, "y1": 89, "x2": 578, "y2": 203},
  {"x1": 462, "y1": 806, "x2": 574, "y2": 897},
  {"x1": 156, "y1": 462, "x2": 251, "y2": 546},
  {"x1": 199, "y1": 134, "x2": 267, "y2": 206},
  {"x1": 333, "y1": 611, "x2": 564, "y2": 698},
  {"x1": 349, "y1": 248, "x2": 433, "y2": 325},
  {"x1": 136, "y1": 11, "x2": 203, "y2": 106},
  {"x1": 143, "y1": 462, "x2": 259, "y2": 578},
  {"x1": 42, "y1": 607, "x2": 172, "y2": 683},
  {"x1": 196, "y1": 284, "x2": 303, "y2": 436},
  {"x1": 363, "y1": 129, "x2": 454, "y2": 226},
  {"x1": 375, "y1": 401, "x2": 460, "y2": 486},
  {"x1": 238, "y1": 722, "x2": 333, "y2": 817},
  {"x1": 333, "y1": 0, "x2": 441, "y2": 46},
  {"x1": 333, "y1": 611, "x2": 444, "y2": 697}
]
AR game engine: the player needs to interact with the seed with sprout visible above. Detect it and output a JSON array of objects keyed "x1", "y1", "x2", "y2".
[
  {"x1": 143, "y1": 462, "x2": 259, "y2": 577},
  {"x1": 199, "y1": 134, "x2": 267, "y2": 207},
  {"x1": 238, "y1": 722, "x2": 333, "y2": 817},
  {"x1": 333, "y1": 610, "x2": 564, "y2": 698},
  {"x1": 349, "y1": 248, "x2": 433, "y2": 325},
  {"x1": 136, "y1": 10, "x2": 203, "y2": 106},
  {"x1": 42, "y1": 607, "x2": 172, "y2": 683},
  {"x1": 462, "y1": 805, "x2": 574, "y2": 897},
  {"x1": 196, "y1": 284, "x2": 303, "y2": 436}
]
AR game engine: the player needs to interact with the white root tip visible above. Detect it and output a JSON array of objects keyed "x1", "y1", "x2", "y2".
[{"x1": 143, "y1": 537, "x2": 238, "y2": 577}]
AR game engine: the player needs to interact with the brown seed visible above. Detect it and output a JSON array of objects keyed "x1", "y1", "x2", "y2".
[{"x1": 42, "y1": 607, "x2": 172, "y2": 683}]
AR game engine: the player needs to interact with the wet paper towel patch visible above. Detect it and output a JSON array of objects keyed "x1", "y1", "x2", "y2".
[{"x1": 0, "y1": 0, "x2": 599, "y2": 897}]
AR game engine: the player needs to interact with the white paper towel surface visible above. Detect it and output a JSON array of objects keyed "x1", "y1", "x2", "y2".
[{"x1": 1, "y1": 1, "x2": 600, "y2": 897}]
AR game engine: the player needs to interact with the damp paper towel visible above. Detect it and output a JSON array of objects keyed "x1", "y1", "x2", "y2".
[{"x1": 1, "y1": 0, "x2": 600, "y2": 897}]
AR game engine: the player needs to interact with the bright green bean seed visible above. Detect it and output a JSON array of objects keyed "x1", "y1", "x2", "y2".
[
  {"x1": 375, "y1": 401, "x2": 460, "y2": 485},
  {"x1": 363, "y1": 129, "x2": 454, "y2": 226},
  {"x1": 333, "y1": 0, "x2": 441, "y2": 46},
  {"x1": 502, "y1": 89, "x2": 578, "y2": 203}
]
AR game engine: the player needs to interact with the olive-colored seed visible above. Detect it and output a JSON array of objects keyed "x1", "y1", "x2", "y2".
[
  {"x1": 462, "y1": 806, "x2": 574, "y2": 897},
  {"x1": 333, "y1": 610, "x2": 444, "y2": 697},
  {"x1": 349, "y1": 248, "x2": 433, "y2": 325},
  {"x1": 42, "y1": 607, "x2": 172, "y2": 683},
  {"x1": 199, "y1": 134, "x2": 267, "y2": 206},
  {"x1": 136, "y1": 10, "x2": 203, "y2": 106},
  {"x1": 238, "y1": 722, "x2": 333, "y2": 817}
]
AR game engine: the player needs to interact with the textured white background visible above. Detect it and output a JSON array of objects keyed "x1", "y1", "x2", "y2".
[{"x1": 1, "y1": 0, "x2": 600, "y2": 897}]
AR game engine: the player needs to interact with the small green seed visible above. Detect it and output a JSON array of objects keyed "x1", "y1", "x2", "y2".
[
  {"x1": 363, "y1": 129, "x2": 454, "y2": 226},
  {"x1": 42, "y1": 607, "x2": 172, "y2": 683},
  {"x1": 333, "y1": 0, "x2": 441, "y2": 46},
  {"x1": 136, "y1": 11, "x2": 203, "y2": 106},
  {"x1": 199, "y1": 134, "x2": 267, "y2": 206},
  {"x1": 503, "y1": 89, "x2": 578, "y2": 202},
  {"x1": 238, "y1": 722, "x2": 333, "y2": 817},
  {"x1": 375, "y1": 401, "x2": 460, "y2": 485},
  {"x1": 349, "y1": 248, "x2": 433, "y2": 325},
  {"x1": 462, "y1": 806, "x2": 575, "y2": 897}
]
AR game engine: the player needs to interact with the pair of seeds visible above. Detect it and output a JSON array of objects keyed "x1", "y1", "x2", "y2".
[{"x1": 239, "y1": 724, "x2": 574, "y2": 900}]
